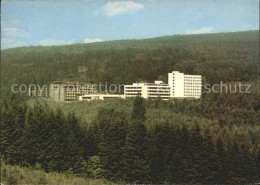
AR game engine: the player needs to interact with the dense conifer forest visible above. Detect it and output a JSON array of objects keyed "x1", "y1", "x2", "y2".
[{"x1": 1, "y1": 30, "x2": 260, "y2": 183}]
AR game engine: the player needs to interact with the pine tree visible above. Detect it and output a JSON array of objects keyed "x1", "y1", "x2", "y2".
[
  {"x1": 177, "y1": 125, "x2": 194, "y2": 183},
  {"x1": 256, "y1": 149, "x2": 260, "y2": 181},
  {"x1": 122, "y1": 121, "x2": 149, "y2": 184},
  {"x1": 47, "y1": 108, "x2": 68, "y2": 172},
  {"x1": 0, "y1": 99, "x2": 13, "y2": 159},
  {"x1": 239, "y1": 143, "x2": 258, "y2": 182},
  {"x1": 97, "y1": 108, "x2": 128, "y2": 182},
  {"x1": 216, "y1": 138, "x2": 229, "y2": 183},
  {"x1": 148, "y1": 124, "x2": 164, "y2": 183},
  {"x1": 188, "y1": 124, "x2": 206, "y2": 183},
  {"x1": 131, "y1": 96, "x2": 146, "y2": 122},
  {"x1": 87, "y1": 155, "x2": 104, "y2": 179},
  {"x1": 200, "y1": 133, "x2": 220, "y2": 183},
  {"x1": 167, "y1": 126, "x2": 185, "y2": 183},
  {"x1": 21, "y1": 102, "x2": 52, "y2": 169},
  {"x1": 65, "y1": 112, "x2": 87, "y2": 173},
  {"x1": 227, "y1": 141, "x2": 247, "y2": 183},
  {"x1": 0, "y1": 97, "x2": 27, "y2": 165},
  {"x1": 148, "y1": 123, "x2": 176, "y2": 184}
]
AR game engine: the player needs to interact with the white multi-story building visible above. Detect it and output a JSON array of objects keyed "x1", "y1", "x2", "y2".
[
  {"x1": 168, "y1": 71, "x2": 202, "y2": 99},
  {"x1": 124, "y1": 71, "x2": 202, "y2": 100},
  {"x1": 124, "y1": 81, "x2": 171, "y2": 100}
]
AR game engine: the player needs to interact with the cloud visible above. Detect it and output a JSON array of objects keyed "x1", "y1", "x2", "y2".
[
  {"x1": 1, "y1": 37, "x2": 28, "y2": 49},
  {"x1": 1, "y1": 20, "x2": 30, "y2": 38},
  {"x1": 101, "y1": 1, "x2": 144, "y2": 16},
  {"x1": 185, "y1": 26, "x2": 213, "y2": 35},
  {"x1": 241, "y1": 23, "x2": 259, "y2": 30},
  {"x1": 2, "y1": 27, "x2": 30, "y2": 38},
  {"x1": 1, "y1": 20, "x2": 30, "y2": 49},
  {"x1": 83, "y1": 38, "x2": 104, "y2": 43},
  {"x1": 39, "y1": 39, "x2": 74, "y2": 46}
]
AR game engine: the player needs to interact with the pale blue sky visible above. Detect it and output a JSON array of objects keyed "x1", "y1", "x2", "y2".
[{"x1": 1, "y1": 0, "x2": 259, "y2": 49}]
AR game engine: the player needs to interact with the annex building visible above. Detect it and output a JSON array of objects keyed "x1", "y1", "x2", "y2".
[
  {"x1": 49, "y1": 81, "x2": 96, "y2": 102},
  {"x1": 124, "y1": 81, "x2": 171, "y2": 100}
]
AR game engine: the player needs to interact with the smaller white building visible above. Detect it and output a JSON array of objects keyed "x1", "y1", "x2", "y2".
[
  {"x1": 49, "y1": 81, "x2": 96, "y2": 102},
  {"x1": 79, "y1": 94, "x2": 124, "y2": 101},
  {"x1": 124, "y1": 81, "x2": 171, "y2": 100}
]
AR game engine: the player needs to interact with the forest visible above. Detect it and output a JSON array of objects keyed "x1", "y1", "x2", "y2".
[
  {"x1": 0, "y1": 30, "x2": 260, "y2": 183},
  {"x1": 1, "y1": 94, "x2": 260, "y2": 184}
]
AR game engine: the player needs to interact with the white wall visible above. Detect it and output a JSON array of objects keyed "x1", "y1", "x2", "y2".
[{"x1": 168, "y1": 71, "x2": 184, "y2": 98}]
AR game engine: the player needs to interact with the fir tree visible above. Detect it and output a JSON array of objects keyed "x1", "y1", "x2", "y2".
[
  {"x1": 216, "y1": 138, "x2": 229, "y2": 183},
  {"x1": 131, "y1": 95, "x2": 146, "y2": 122},
  {"x1": 188, "y1": 124, "x2": 206, "y2": 183},
  {"x1": 227, "y1": 141, "x2": 247, "y2": 183},
  {"x1": 256, "y1": 149, "x2": 260, "y2": 181},
  {"x1": 122, "y1": 121, "x2": 149, "y2": 184},
  {"x1": 200, "y1": 133, "x2": 220, "y2": 183},
  {"x1": 97, "y1": 108, "x2": 128, "y2": 182},
  {"x1": 177, "y1": 125, "x2": 194, "y2": 183}
]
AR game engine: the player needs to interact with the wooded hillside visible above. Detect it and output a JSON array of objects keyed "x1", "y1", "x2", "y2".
[
  {"x1": 1, "y1": 31, "x2": 259, "y2": 94},
  {"x1": 1, "y1": 31, "x2": 259, "y2": 184}
]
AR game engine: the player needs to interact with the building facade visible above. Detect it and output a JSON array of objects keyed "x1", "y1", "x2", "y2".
[
  {"x1": 30, "y1": 85, "x2": 48, "y2": 97},
  {"x1": 49, "y1": 81, "x2": 96, "y2": 102},
  {"x1": 124, "y1": 81, "x2": 171, "y2": 100},
  {"x1": 48, "y1": 71, "x2": 201, "y2": 102},
  {"x1": 124, "y1": 71, "x2": 202, "y2": 100},
  {"x1": 79, "y1": 94, "x2": 124, "y2": 101},
  {"x1": 168, "y1": 71, "x2": 202, "y2": 99}
]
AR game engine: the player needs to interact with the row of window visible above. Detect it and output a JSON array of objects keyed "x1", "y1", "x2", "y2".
[
  {"x1": 148, "y1": 94, "x2": 170, "y2": 96},
  {"x1": 184, "y1": 83, "x2": 201, "y2": 85},
  {"x1": 184, "y1": 88, "x2": 201, "y2": 90},
  {"x1": 184, "y1": 76, "x2": 201, "y2": 79},
  {"x1": 52, "y1": 86, "x2": 95, "y2": 90},
  {"x1": 125, "y1": 90, "x2": 142, "y2": 92},
  {"x1": 125, "y1": 93, "x2": 139, "y2": 95},
  {"x1": 147, "y1": 91, "x2": 170, "y2": 93},
  {"x1": 147, "y1": 87, "x2": 170, "y2": 89},
  {"x1": 125, "y1": 87, "x2": 142, "y2": 89}
]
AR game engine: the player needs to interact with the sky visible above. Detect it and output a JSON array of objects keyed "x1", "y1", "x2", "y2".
[{"x1": 1, "y1": 0, "x2": 259, "y2": 49}]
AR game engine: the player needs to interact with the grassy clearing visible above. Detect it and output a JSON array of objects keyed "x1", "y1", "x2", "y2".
[{"x1": 1, "y1": 163, "x2": 112, "y2": 184}]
